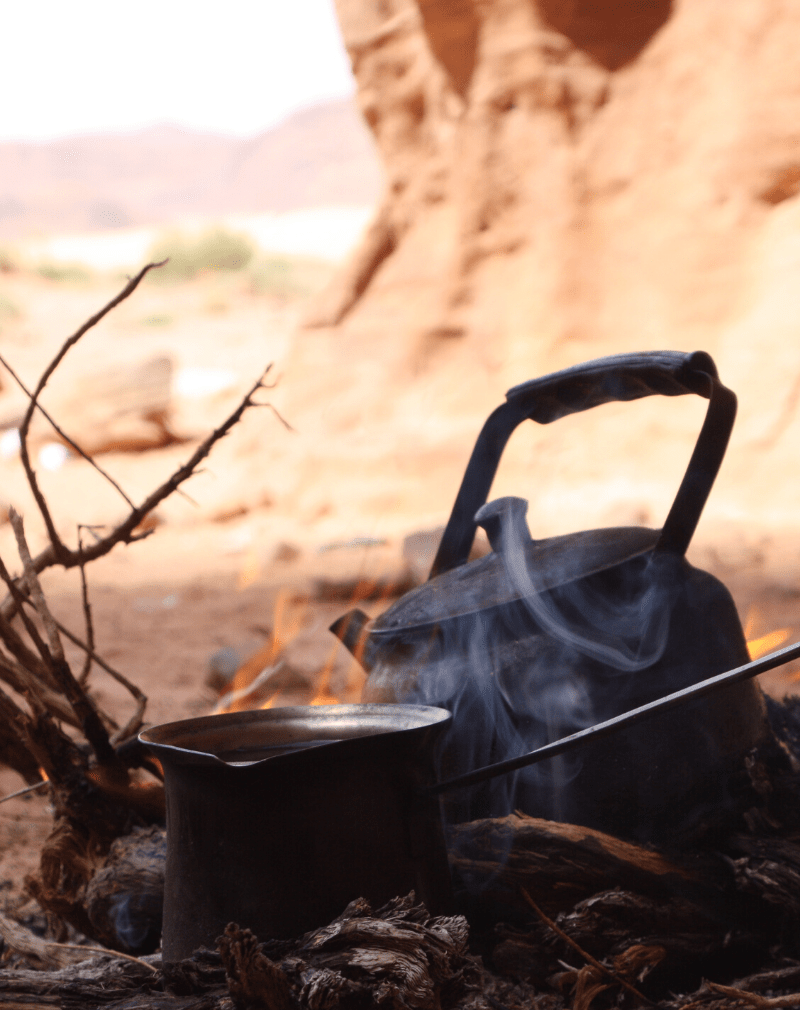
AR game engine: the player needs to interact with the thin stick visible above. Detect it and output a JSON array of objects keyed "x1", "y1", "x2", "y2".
[
  {"x1": 706, "y1": 981, "x2": 800, "y2": 1008},
  {"x1": 0, "y1": 683, "x2": 53, "y2": 778},
  {"x1": 46, "y1": 942, "x2": 158, "y2": 972},
  {"x1": 0, "y1": 651, "x2": 81, "y2": 728},
  {"x1": 76, "y1": 527, "x2": 94, "y2": 684},
  {"x1": 0, "y1": 353, "x2": 135, "y2": 509},
  {"x1": 0, "y1": 779, "x2": 49, "y2": 803},
  {"x1": 54, "y1": 619, "x2": 145, "y2": 729},
  {"x1": 520, "y1": 888, "x2": 652, "y2": 1006},
  {"x1": 0, "y1": 364, "x2": 276, "y2": 607},
  {"x1": 12, "y1": 593, "x2": 146, "y2": 741},
  {"x1": 10, "y1": 509, "x2": 118, "y2": 767},
  {"x1": 0, "y1": 551, "x2": 54, "y2": 672},
  {"x1": 17, "y1": 262, "x2": 165, "y2": 562},
  {"x1": 9, "y1": 509, "x2": 62, "y2": 662}
]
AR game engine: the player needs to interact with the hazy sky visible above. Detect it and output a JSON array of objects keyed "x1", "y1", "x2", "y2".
[{"x1": 1, "y1": 0, "x2": 356, "y2": 143}]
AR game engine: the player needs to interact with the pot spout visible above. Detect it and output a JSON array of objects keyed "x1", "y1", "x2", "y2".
[{"x1": 329, "y1": 608, "x2": 374, "y2": 669}]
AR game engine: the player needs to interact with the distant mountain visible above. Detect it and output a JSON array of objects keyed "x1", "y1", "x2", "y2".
[{"x1": 0, "y1": 100, "x2": 383, "y2": 240}]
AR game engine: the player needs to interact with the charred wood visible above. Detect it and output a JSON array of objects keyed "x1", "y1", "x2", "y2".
[
  {"x1": 217, "y1": 925, "x2": 295, "y2": 1010},
  {"x1": 0, "y1": 895, "x2": 550, "y2": 1010},
  {"x1": 83, "y1": 826, "x2": 166, "y2": 954},
  {"x1": 26, "y1": 814, "x2": 165, "y2": 949},
  {"x1": 447, "y1": 813, "x2": 731, "y2": 922},
  {"x1": 0, "y1": 952, "x2": 162, "y2": 1009},
  {"x1": 218, "y1": 892, "x2": 483, "y2": 1010}
]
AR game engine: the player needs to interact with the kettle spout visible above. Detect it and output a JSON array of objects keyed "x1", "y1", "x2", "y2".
[
  {"x1": 329, "y1": 609, "x2": 374, "y2": 670},
  {"x1": 475, "y1": 496, "x2": 530, "y2": 554}
]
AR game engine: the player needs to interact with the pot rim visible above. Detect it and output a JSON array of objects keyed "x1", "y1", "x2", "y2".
[{"x1": 139, "y1": 703, "x2": 452, "y2": 768}]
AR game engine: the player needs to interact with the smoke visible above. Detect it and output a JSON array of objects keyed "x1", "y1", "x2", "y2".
[
  {"x1": 480, "y1": 497, "x2": 679, "y2": 674},
  {"x1": 108, "y1": 891, "x2": 162, "y2": 953},
  {"x1": 366, "y1": 495, "x2": 680, "y2": 827}
]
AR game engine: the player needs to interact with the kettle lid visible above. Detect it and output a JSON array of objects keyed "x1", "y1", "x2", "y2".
[{"x1": 372, "y1": 524, "x2": 660, "y2": 634}]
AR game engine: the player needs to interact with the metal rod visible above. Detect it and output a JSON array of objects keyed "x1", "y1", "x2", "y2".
[
  {"x1": 426, "y1": 638, "x2": 800, "y2": 796},
  {"x1": 0, "y1": 779, "x2": 48, "y2": 804}
]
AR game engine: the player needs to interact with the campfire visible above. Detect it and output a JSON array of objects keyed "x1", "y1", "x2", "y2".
[{"x1": 4, "y1": 294, "x2": 800, "y2": 1010}]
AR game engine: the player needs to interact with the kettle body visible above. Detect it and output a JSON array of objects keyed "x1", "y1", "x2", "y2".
[{"x1": 331, "y1": 352, "x2": 773, "y2": 844}]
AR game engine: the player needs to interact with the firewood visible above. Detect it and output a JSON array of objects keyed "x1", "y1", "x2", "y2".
[
  {"x1": 84, "y1": 826, "x2": 166, "y2": 954},
  {"x1": 221, "y1": 893, "x2": 486, "y2": 1010},
  {"x1": 0, "y1": 951, "x2": 162, "y2": 1009},
  {"x1": 0, "y1": 894, "x2": 546, "y2": 1010},
  {"x1": 447, "y1": 813, "x2": 729, "y2": 922},
  {"x1": 726, "y1": 834, "x2": 800, "y2": 917},
  {"x1": 217, "y1": 924, "x2": 295, "y2": 1010},
  {"x1": 0, "y1": 910, "x2": 91, "y2": 971}
]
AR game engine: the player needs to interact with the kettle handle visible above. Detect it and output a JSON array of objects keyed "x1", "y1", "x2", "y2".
[{"x1": 429, "y1": 350, "x2": 736, "y2": 578}]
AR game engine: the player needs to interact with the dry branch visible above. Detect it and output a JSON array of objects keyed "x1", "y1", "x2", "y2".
[
  {"x1": 0, "y1": 353, "x2": 136, "y2": 510},
  {"x1": 0, "y1": 268, "x2": 288, "y2": 948},
  {"x1": 0, "y1": 365, "x2": 275, "y2": 606},
  {"x1": 10, "y1": 507, "x2": 118, "y2": 767},
  {"x1": 15, "y1": 263, "x2": 164, "y2": 558},
  {"x1": 520, "y1": 887, "x2": 652, "y2": 1006}
]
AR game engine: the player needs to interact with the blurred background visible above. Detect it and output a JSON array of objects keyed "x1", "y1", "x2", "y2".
[{"x1": 0, "y1": 0, "x2": 798, "y2": 727}]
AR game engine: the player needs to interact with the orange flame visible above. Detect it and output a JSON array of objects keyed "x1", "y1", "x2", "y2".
[
  {"x1": 744, "y1": 607, "x2": 792, "y2": 661},
  {"x1": 748, "y1": 628, "x2": 792, "y2": 660},
  {"x1": 308, "y1": 569, "x2": 399, "y2": 705},
  {"x1": 308, "y1": 635, "x2": 345, "y2": 707},
  {"x1": 215, "y1": 588, "x2": 307, "y2": 713},
  {"x1": 216, "y1": 564, "x2": 400, "y2": 714}
]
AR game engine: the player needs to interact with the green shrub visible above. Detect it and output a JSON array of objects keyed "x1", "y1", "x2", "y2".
[
  {"x1": 247, "y1": 254, "x2": 334, "y2": 300},
  {"x1": 140, "y1": 313, "x2": 174, "y2": 327},
  {"x1": 36, "y1": 261, "x2": 92, "y2": 283},
  {"x1": 148, "y1": 227, "x2": 255, "y2": 283},
  {"x1": 194, "y1": 228, "x2": 254, "y2": 271},
  {"x1": 0, "y1": 294, "x2": 21, "y2": 323}
]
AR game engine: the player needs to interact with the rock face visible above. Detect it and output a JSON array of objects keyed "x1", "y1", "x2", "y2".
[{"x1": 280, "y1": 0, "x2": 800, "y2": 572}]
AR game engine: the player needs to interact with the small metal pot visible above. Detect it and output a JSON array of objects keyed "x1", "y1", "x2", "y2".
[{"x1": 140, "y1": 705, "x2": 452, "y2": 962}]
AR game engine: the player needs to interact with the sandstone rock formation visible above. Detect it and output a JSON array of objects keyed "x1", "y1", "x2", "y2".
[{"x1": 279, "y1": 0, "x2": 800, "y2": 577}]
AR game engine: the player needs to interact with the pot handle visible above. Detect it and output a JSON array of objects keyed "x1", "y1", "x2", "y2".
[{"x1": 429, "y1": 350, "x2": 736, "y2": 577}]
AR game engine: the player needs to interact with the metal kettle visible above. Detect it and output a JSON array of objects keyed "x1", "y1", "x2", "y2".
[{"x1": 330, "y1": 351, "x2": 772, "y2": 844}]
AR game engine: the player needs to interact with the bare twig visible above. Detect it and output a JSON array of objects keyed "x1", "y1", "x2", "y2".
[
  {"x1": 10, "y1": 509, "x2": 63, "y2": 662},
  {"x1": 0, "y1": 908, "x2": 157, "y2": 972},
  {"x1": 76, "y1": 527, "x2": 95, "y2": 684},
  {"x1": 0, "y1": 545, "x2": 54, "y2": 673},
  {"x1": 0, "y1": 683, "x2": 52, "y2": 776},
  {"x1": 50, "y1": 617, "x2": 145, "y2": 738},
  {"x1": 266, "y1": 402, "x2": 294, "y2": 432},
  {"x1": 0, "y1": 651, "x2": 81, "y2": 728},
  {"x1": 520, "y1": 888, "x2": 652, "y2": 1006},
  {"x1": 48, "y1": 943, "x2": 158, "y2": 972},
  {"x1": 17, "y1": 262, "x2": 165, "y2": 563},
  {"x1": 10, "y1": 509, "x2": 118, "y2": 768},
  {"x1": 0, "y1": 353, "x2": 135, "y2": 509},
  {"x1": 0, "y1": 364, "x2": 275, "y2": 616},
  {"x1": 0, "y1": 779, "x2": 49, "y2": 803},
  {"x1": 706, "y1": 981, "x2": 800, "y2": 1008},
  {"x1": 6, "y1": 586, "x2": 146, "y2": 740}
]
